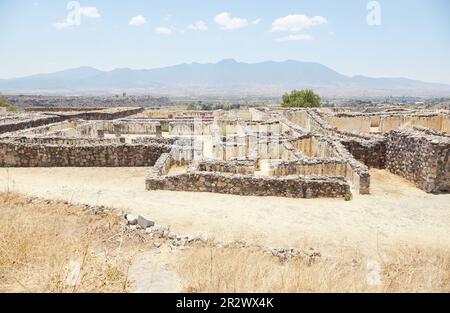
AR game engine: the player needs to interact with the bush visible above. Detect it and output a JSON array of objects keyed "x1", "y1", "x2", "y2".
[
  {"x1": 281, "y1": 89, "x2": 321, "y2": 108},
  {"x1": 186, "y1": 103, "x2": 198, "y2": 111},
  {"x1": 343, "y1": 193, "x2": 352, "y2": 201},
  {"x1": 0, "y1": 98, "x2": 19, "y2": 112}
]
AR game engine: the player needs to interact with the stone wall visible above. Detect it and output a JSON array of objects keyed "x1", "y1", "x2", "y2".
[
  {"x1": 0, "y1": 142, "x2": 170, "y2": 167},
  {"x1": 102, "y1": 120, "x2": 160, "y2": 135},
  {"x1": 0, "y1": 115, "x2": 65, "y2": 134},
  {"x1": 131, "y1": 137, "x2": 178, "y2": 145},
  {"x1": 268, "y1": 159, "x2": 347, "y2": 177},
  {"x1": 385, "y1": 128, "x2": 449, "y2": 193},
  {"x1": 0, "y1": 107, "x2": 143, "y2": 135},
  {"x1": 170, "y1": 121, "x2": 212, "y2": 136},
  {"x1": 340, "y1": 137, "x2": 386, "y2": 169},
  {"x1": 146, "y1": 171, "x2": 350, "y2": 198},
  {"x1": 53, "y1": 107, "x2": 144, "y2": 120},
  {"x1": 11, "y1": 137, "x2": 124, "y2": 145},
  {"x1": 197, "y1": 160, "x2": 256, "y2": 174},
  {"x1": 321, "y1": 136, "x2": 371, "y2": 195},
  {"x1": 286, "y1": 110, "x2": 386, "y2": 169},
  {"x1": 149, "y1": 153, "x2": 174, "y2": 176},
  {"x1": 326, "y1": 116, "x2": 371, "y2": 133},
  {"x1": 379, "y1": 113, "x2": 447, "y2": 133}
]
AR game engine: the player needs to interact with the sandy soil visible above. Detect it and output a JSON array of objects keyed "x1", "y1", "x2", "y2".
[
  {"x1": 129, "y1": 249, "x2": 180, "y2": 293},
  {"x1": 0, "y1": 167, "x2": 449, "y2": 254}
]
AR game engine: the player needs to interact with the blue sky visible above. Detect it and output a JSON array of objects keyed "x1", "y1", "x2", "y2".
[{"x1": 0, "y1": 0, "x2": 449, "y2": 84}]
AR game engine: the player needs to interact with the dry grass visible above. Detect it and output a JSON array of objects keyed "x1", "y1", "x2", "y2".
[
  {"x1": 1, "y1": 191, "x2": 449, "y2": 293},
  {"x1": 0, "y1": 192, "x2": 144, "y2": 293},
  {"x1": 177, "y1": 244, "x2": 450, "y2": 293}
]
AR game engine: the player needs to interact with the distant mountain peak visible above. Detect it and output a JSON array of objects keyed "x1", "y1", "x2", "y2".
[
  {"x1": 1, "y1": 59, "x2": 449, "y2": 97},
  {"x1": 218, "y1": 58, "x2": 238, "y2": 64}
]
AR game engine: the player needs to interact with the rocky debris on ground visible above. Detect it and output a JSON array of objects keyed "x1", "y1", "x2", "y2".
[
  {"x1": 20, "y1": 195, "x2": 322, "y2": 264},
  {"x1": 122, "y1": 212, "x2": 322, "y2": 263},
  {"x1": 125, "y1": 214, "x2": 138, "y2": 225},
  {"x1": 265, "y1": 247, "x2": 321, "y2": 263},
  {"x1": 26, "y1": 196, "x2": 116, "y2": 216},
  {"x1": 137, "y1": 216, "x2": 155, "y2": 229}
]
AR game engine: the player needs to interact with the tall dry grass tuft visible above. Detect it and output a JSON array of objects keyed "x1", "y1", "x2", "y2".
[
  {"x1": 0, "y1": 192, "x2": 142, "y2": 292},
  {"x1": 177, "y1": 244, "x2": 450, "y2": 293}
]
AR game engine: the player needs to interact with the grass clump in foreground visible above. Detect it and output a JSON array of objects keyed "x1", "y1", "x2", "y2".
[
  {"x1": 176, "y1": 243, "x2": 450, "y2": 293},
  {"x1": 0, "y1": 192, "x2": 144, "y2": 292}
]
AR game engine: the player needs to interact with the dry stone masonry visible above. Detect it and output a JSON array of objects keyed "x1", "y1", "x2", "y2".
[{"x1": 0, "y1": 105, "x2": 448, "y2": 197}]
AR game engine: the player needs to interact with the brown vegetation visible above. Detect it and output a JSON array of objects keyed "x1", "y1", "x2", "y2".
[
  {"x1": 177, "y1": 244, "x2": 450, "y2": 293},
  {"x1": 1, "y1": 191, "x2": 449, "y2": 293},
  {"x1": 0, "y1": 192, "x2": 144, "y2": 292}
]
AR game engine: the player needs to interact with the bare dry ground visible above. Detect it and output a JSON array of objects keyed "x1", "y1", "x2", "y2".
[{"x1": 0, "y1": 167, "x2": 448, "y2": 257}]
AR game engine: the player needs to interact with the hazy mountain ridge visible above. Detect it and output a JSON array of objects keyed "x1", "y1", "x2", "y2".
[{"x1": 1, "y1": 59, "x2": 449, "y2": 97}]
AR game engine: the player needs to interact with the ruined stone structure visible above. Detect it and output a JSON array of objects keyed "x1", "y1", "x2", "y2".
[
  {"x1": 385, "y1": 127, "x2": 449, "y2": 193},
  {"x1": 0, "y1": 106, "x2": 448, "y2": 198}
]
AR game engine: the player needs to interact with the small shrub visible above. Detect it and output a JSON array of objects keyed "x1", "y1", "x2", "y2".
[
  {"x1": 281, "y1": 89, "x2": 321, "y2": 108},
  {"x1": 343, "y1": 193, "x2": 352, "y2": 201}
]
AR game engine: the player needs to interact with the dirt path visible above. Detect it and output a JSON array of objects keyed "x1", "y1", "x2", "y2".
[
  {"x1": 0, "y1": 167, "x2": 449, "y2": 254},
  {"x1": 129, "y1": 249, "x2": 180, "y2": 293}
]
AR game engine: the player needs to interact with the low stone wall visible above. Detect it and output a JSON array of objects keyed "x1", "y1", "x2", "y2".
[
  {"x1": 54, "y1": 107, "x2": 144, "y2": 120},
  {"x1": 340, "y1": 137, "x2": 386, "y2": 169},
  {"x1": 24, "y1": 107, "x2": 104, "y2": 112},
  {"x1": 320, "y1": 136, "x2": 370, "y2": 194},
  {"x1": 282, "y1": 141, "x2": 304, "y2": 160},
  {"x1": 12, "y1": 136, "x2": 124, "y2": 145},
  {"x1": 146, "y1": 172, "x2": 350, "y2": 198},
  {"x1": 268, "y1": 159, "x2": 347, "y2": 177},
  {"x1": 197, "y1": 160, "x2": 256, "y2": 174},
  {"x1": 0, "y1": 107, "x2": 143, "y2": 135},
  {"x1": 131, "y1": 137, "x2": 178, "y2": 145},
  {"x1": 286, "y1": 110, "x2": 386, "y2": 169},
  {"x1": 326, "y1": 116, "x2": 371, "y2": 133},
  {"x1": 170, "y1": 121, "x2": 212, "y2": 136},
  {"x1": 385, "y1": 128, "x2": 449, "y2": 193},
  {"x1": 0, "y1": 142, "x2": 170, "y2": 167},
  {"x1": 379, "y1": 113, "x2": 447, "y2": 133},
  {"x1": 102, "y1": 120, "x2": 160, "y2": 135},
  {"x1": 149, "y1": 153, "x2": 174, "y2": 176},
  {"x1": 0, "y1": 115, "x2": 65, "y2": 134}
]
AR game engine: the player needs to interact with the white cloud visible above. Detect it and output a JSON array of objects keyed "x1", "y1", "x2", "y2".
[
  {"x1": 214, "y1": 12, "x2": 248, "y2": 30},
  {"x1": 189, "y1": 20, "x2": 208, "y2": 31},
  {"x1": 252, "y1": 18, "x2": 261, "y2": 25},
  {"x1": 79, "y1": 7, "x2": 100, "y2": 18},
  {"x1": 271, "y1": 14, "x2": 327, "y2": 32},
  {"x1": 275, "y1": 34, "x2": 313, "y2": 42},
  {"x1": 155, "y1": 27, "x2": 172, "y2": 34},
  {"x1": 52, "y1": 21, "x2": 71, "y2": 29},
  {"x1": 129, "y1": 15, "x2": 147, "y2": 26}
]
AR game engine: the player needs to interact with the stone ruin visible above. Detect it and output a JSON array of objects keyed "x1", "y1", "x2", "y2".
[{"x1": 0, "y1": 105, "x2": 448, "y2": 198}]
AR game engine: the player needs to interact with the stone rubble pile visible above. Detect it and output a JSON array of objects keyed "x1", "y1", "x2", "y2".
[{"x1": 123, "y1": 213, "x2": 322, "y2": 263}]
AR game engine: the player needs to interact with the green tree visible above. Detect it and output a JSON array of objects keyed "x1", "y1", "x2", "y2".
[
  {"x1": 186, "y1": 102, "x2": 198, "y2": 110},
  {"x1": 281, "y1": 89, "x2": 321, "y2": 108},
  {"x1": 0, "y1": 98, "x2": 19, "y2": 112}
]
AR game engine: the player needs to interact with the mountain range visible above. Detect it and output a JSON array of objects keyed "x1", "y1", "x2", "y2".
[{"x1": 1, "y1": 59, "x2": 449, "y2": 97}]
